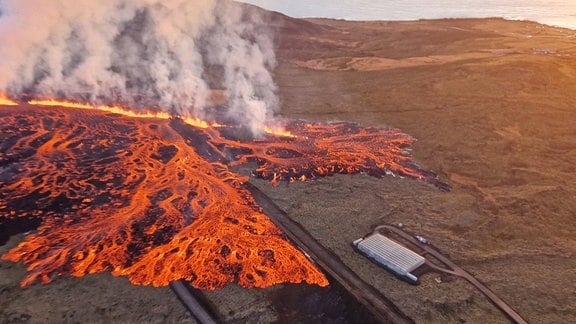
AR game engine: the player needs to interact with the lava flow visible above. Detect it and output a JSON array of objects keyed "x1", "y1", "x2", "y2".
[{"x1": 0, "y1": 99, "x2": 448, "y2": 290}]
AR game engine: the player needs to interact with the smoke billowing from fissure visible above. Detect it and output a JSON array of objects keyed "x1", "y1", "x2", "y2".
[{"x1": 0, "y1": 0, "x2": 278, "y2": 132}]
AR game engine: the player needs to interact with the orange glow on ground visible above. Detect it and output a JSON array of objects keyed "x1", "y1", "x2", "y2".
[
  {"x1": 26, "y1": 97, "x2": 294, "y2": 136},
  {"x1": 0, "y1": 95, "x2": 18, "y2": 106},
  {"x1": 263, "y1": 125, "x2": 297, "y2": 138},
  {"x1": 0, "y1": 100, "x2": 447, "y2": 289},
  {"x1": 28, "y1": 98, "x2": 218, "y2": 130}
]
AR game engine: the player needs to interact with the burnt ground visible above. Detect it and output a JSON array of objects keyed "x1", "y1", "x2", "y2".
[{"x1": 2, "y1": 14, "x2": 576, "y2": 324}]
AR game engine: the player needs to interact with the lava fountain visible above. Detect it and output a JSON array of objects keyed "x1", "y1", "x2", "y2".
[{"x1": 0, "y1": 98, "x2": 448, "y2": 289}]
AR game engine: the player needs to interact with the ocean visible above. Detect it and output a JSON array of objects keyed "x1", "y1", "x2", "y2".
[{"x1": 239, "y1": 0, "x2": 576, "y2": 30}]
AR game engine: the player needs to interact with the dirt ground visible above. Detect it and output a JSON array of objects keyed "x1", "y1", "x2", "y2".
[
  {"x1": 271, "y1": 16, "x2": 576, "y2": 323},
  {"x1": 2, "y1": 13, "x2": 576, "y2": 324}
]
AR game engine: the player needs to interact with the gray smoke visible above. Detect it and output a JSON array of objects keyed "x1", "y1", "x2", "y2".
[{"x1": 0, "y1": 0, "x2": 278, "y2": 132}]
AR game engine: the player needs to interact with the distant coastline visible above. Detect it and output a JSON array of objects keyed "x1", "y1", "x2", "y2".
[{"x1": 239, "y1": 0, "x2": 576, "y2": 31}]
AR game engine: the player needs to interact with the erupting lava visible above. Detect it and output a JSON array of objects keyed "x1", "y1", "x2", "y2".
[
  {"x1": 0, "y1": 98, "x2": 448, "y2": 289},
  {"x1": 0, "y1": 95, "x2": 18, "y2": 106}
]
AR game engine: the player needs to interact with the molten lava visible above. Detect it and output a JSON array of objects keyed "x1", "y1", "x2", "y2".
[
  {"x1": 0, "y1": 95, "x2": 17, "y2": 106},
  {"x1": 0, "y1": 99, "x2": 448, "y2": 290}
]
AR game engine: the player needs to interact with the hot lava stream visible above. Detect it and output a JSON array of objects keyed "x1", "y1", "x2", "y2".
[{"x1": 0, "y1": 98, "x2": 448, "y2": 290}]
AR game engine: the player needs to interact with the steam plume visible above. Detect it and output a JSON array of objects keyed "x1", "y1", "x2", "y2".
[{"x1": 0, "y1": 0, "x2": 278, "y2": 132}]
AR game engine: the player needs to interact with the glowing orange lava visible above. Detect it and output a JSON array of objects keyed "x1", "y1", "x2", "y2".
[
  {"x1": 28, "y1": 98, "x2": 220, "y2": 129},
  {"x1": 0, "y1": 94, "x2": 17, "y2": 106},
  {"x1": 0, "y1": 98, "x2": 448, "y2": 289}
]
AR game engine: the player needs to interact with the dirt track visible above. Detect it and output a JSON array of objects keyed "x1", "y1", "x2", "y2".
[{"x1": 2, "y1": 14, "x2": 576, "y2": 324}]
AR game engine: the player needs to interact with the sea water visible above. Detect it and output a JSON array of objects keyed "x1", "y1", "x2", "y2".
[{"x1": 239, "y1": 0, "x2": 576, "y2": 30}]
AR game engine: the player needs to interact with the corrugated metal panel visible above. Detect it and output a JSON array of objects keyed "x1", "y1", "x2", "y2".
[{"x1": 354, "y1": 232, "x2": 425, "y2": 282}]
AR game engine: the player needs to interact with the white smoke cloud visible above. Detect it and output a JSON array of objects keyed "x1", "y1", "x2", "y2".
[{"x1": 0, "y1": 0, "x2": 279, "y2": 132}]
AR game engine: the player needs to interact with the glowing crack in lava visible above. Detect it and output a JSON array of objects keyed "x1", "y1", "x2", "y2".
[{"x1": 0, "y1": 100, "x2": 448, "y2": 289}]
